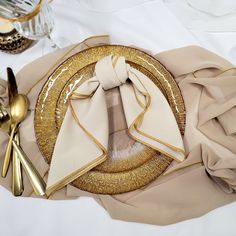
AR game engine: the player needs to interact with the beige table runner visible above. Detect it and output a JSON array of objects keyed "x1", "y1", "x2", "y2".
[{"x1": 0, "y1": 36, "x2": 236, "y2": 225}]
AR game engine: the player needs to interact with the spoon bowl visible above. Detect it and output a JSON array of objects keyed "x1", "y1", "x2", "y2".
[{"x1": 11, "y1": 94, "x2": 28, "y2": 124}]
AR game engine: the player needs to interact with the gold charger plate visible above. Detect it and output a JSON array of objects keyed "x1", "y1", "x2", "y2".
[{"x1": 35, "y1": 45, "x2": 185, "y2": 194}]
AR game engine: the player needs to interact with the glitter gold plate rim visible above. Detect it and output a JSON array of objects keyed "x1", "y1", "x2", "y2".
[{"x1": 34, "y1": 45, "x2": 185, "y2": 194}]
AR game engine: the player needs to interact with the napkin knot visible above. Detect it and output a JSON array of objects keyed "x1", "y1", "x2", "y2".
[{"x1": 95, "y1": 55, "x2": 129, "y2": 90}]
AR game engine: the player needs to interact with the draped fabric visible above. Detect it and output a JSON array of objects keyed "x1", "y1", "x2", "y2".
[
  {"x1": 0, "y1": 79, "x2": 8, "y2": 107},
  {"x1": 0, "y1": 36, "x2": 236, "y2": 225}
]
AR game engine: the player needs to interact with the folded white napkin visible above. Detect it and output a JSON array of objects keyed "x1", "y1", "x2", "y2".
[{"x1": 46, "y1": 55, "x2": 185, "y2": 195}]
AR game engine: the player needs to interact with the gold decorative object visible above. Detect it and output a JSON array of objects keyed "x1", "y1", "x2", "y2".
[
  {"x1": 0, "y1": 0, "x2": 55, "y2": 46},
  {"x1": 35, "y1": 45, "x2": 186, "y2": 194},
  {"x1": 0, "y1": 27, "x2": 32, "y2": 54}
]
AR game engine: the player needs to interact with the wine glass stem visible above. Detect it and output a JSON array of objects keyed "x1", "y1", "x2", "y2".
[{"x1": 47, "y1": 35, "x2": 59, "y2": 49}]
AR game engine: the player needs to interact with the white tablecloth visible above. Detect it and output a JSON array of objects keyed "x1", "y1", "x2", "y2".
[{"x1": 0, "y1": 0, "x2": 236, "y2": 235}]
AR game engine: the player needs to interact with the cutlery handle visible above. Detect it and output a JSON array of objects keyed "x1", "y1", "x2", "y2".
[
  {"x1": 2, "y1": 125, "x2": 16, "y2": 177},
  {"x1": 12, "y1": 140, "x2": 46, "y2": 196},
  {"x1": 12, "y1": 131, "x2": 24, "y2": 196}
]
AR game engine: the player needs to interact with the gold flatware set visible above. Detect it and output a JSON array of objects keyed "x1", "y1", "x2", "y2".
[{"x1": 0, "y1": 68, "x2": 46, "y2": 196}]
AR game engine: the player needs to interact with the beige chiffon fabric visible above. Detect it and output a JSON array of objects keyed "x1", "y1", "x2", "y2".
[
  {"x1": 0, "y1": 36, "x2": 236, "y2": 225},
  {"x1": 0, "y1": 79, "x2": 8, "y2": 107}
]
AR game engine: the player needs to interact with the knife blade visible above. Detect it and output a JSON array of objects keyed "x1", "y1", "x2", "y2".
[
  {"x1": 7, "y1": 67, "x2": 18, "y2": 103},
  {"x1": 5, "y1": 67, "x2": 23, "y2": 195}
]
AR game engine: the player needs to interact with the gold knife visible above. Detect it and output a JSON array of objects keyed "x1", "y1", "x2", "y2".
[{"x1": 5, "y1": 67, "x2": 24, "y2": 196}]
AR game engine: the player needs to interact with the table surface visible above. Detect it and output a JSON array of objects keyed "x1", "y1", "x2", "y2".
[{"x1": 0, "y1": 0, "x2": 236, "y2": 235}]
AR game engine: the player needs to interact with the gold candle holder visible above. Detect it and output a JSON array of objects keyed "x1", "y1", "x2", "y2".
[
  {"x1": 0, "y1": 22, "x2": 32, "y2": 54},
  {"x1": 0, "y1": 1, "x2": 55, "y2": 48},
  {"x1": 0, "y1": 0, "x2": 44, "y2": 54}
]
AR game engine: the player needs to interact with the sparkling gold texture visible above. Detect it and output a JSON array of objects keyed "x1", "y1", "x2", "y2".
[{"x1": 73, "y1": 154, "x2": 172, "y2": 195}]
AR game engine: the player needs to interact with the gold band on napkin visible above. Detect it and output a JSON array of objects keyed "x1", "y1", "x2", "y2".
[{"x1": 46, "y1": 55, "x2": 185, "y2": 195}]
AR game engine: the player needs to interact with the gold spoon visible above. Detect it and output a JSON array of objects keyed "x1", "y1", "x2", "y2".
[
  {"x1": 0, "y1": 97, "x2": 46, "y2": 196},
  {"x1": 2, "y1": 94, "x2": 28, "y2": 177}
]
